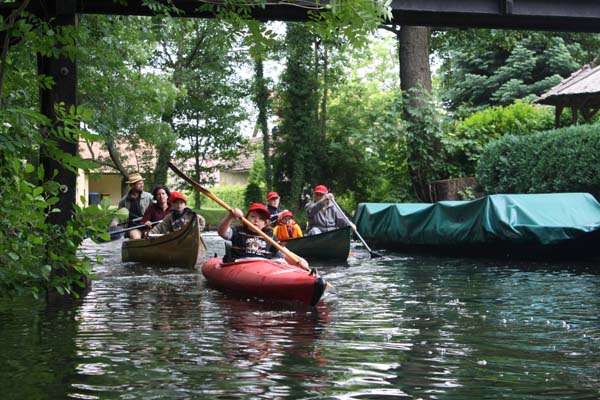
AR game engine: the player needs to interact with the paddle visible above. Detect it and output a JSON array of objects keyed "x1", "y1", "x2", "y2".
[
  {"x1": 105, "y1": 220, "x2": 161, "y2": 238},
  {"x1": 167, "y1": 161, "x2": 310, "y2": 271},
  {"x1": 115, "y1": 216, "x2": 142, "y2": 227},
  {"x1": 330, "y1": 198, "x2": 382, "y2": 258}
]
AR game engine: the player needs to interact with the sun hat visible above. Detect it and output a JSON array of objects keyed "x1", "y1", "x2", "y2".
[
  {"x1": 169, "y1": 191, "x2": 187, "y2": 204},
  {"x1": 313, "y1": 184, "x2": 328, "y2": 194},
  {"x1": 125, "y1": 172, "x2": 144, "y2": 184},
  {"x1": 266, "y1": 191, "x2": 280, "y2": 200},
  {"x1": 247, "y1": 202, "x2": 270, "y2": 219}
]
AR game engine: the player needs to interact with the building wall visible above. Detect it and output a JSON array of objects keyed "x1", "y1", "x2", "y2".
[
  {"x1": 88, "y1": 173, "x2": 124, "y2": 207},
  {"x1": 220, "y1": 171, "x2": 249, "y2": 186}
]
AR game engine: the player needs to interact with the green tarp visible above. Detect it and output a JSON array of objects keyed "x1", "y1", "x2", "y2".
[{"x1": 355, "y1": 193, "x2": 600, "y2": 246}]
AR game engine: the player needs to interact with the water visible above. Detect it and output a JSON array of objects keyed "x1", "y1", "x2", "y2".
[{"x1": 1, "y1": 232, "x2": 599, "y2": 399}]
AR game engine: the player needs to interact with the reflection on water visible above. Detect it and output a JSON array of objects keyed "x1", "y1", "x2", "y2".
[{"x1": 0, "y1": 232, "x2": 599, "y2": 399}]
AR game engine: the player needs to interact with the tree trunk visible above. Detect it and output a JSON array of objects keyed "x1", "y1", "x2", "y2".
[
  {"x1": 254, "y1": 58, "x2": 272, "y2": 191},
  {"x1": 399, "y1": 26, "x2": 437, "y2": 202}
]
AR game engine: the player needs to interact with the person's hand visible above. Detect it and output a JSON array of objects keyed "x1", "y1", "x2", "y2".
[
  {"x1": 297, "y1": 257, "x2": 308, "y2": 270},
  {"x1": 326, "y1": 193, "x2": 335, "y2": 201},
  {"x1": 144, "y1": 220, "x2": 152, "y2": 229},
  {"x1": 231, "y1": 208, "x2": 244, "y2": 219},
  {"x1": 351, "y1": 222, "x2": 357, "y2": 231}
]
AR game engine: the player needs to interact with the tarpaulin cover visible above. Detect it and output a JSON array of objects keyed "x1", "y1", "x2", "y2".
[{"x1": 354, "y1": 193, "x2": 600, "y2": 246}]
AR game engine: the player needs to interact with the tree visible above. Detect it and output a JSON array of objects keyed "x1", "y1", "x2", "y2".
[
  {"x1": 433, "y1": 29, "x2": 600, "y2": 114},
  {"x1": 153, "y1": 18, "x2": 249, "y2": 207},
  {"x1": 273, "y1": 23, "x2": 322, "y2": 208}
]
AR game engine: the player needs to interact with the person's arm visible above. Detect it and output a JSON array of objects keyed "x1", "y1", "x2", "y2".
[
  {"x1": 141, "y1": 204, "x2": 153, "y2": 227},
  {"x1": 218, "y1": 208, "x2": 243, "y2": 239},
  {"x1": 149, "y1": 214, "x2": 171, "y2": 235},
  {"x1": 305, "y1": 200, "x2": 327, "y2": 219},
  {"x1": 197, "y1": 214, "x2": 206, "y2": 231}
]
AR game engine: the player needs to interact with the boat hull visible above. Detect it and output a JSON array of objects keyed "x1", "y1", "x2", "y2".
[
  {"x1": 121, "y1": 216, "x2": 205, "y2": 268},
  {"x1": 201, "y1": 257, "x2": 327, "y2": 306},
  {"x1": 283, "y1": 226, "x2": 351, "y2": 262}
]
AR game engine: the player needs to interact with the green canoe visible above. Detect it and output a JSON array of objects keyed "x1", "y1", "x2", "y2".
[{"x1": 282, "y1": 226, "x2": 351, "y2": 262}]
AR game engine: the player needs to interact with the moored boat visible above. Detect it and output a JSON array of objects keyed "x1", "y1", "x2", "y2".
[
  {"x1": 355, "y1": 193, "x2": 600, "y2": 260},
  {"x1": 201, "y1": 257, "x2": 327, "y2": 306},
  {"x1": 282, "y1": 226, "x2": 351, "y2": 262},
  {"x1": 121, "y1": 214, "x2": 206, "y2": 267}
]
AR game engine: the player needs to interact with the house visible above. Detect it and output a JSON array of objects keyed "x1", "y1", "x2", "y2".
[{"x1": 76, "y1": 138, "x2": 156, "y2": 207}]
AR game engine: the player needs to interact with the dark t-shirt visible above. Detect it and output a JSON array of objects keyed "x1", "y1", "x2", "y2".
[{"x1": 230, "y1": 225, "x2": 279, "y2": 260}]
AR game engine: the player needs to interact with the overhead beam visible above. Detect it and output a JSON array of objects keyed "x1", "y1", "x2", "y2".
[{"x1": 3, "y1": 0, "x2": 600, "y2": 32}]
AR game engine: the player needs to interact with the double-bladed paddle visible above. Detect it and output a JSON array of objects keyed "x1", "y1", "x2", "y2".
[
  {"x1": 105, "y1": 220, "x2": 161, "y2": 238},
  {"x1": 330, "y1": 198, "x2": 382, "y2": 258},
  {"x1": 167, "y1": 161, "x2": 310, "y2": 272}
]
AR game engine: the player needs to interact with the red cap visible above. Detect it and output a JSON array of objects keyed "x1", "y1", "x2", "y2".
[
  {"x1": 278, "y1": 209, "x2": 293, "y2": 223},
  {"x1": 247, "y1": 202, "x2": 270, "y2": 219},
  {"x1": 169, "y1": 191, "x2": 187, "y2": 204},
  {"x1": 314, "y1": 185, "x2": 328, "y2": 194},
  {"x1": 267, "y1": 191, "x2": 280, "y2": 200}
]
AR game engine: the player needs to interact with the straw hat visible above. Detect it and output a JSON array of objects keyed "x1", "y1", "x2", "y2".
[{"x1": 125, "y1": 173, "x2": 144, "y2": 184}]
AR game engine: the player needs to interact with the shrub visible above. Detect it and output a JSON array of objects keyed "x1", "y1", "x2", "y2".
[
  {"x1": 443, "y1": 100, "x2": 554, "y2": 177},
  {"x1": 476, "y1": 123, "x2": 600, "y2": 196}
]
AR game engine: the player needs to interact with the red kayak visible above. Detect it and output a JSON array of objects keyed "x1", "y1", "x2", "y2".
[{"x1": 201, "y1": 257, "x2": 327, "y2": 306}]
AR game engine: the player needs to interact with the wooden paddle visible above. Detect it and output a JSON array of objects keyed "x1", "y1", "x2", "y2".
[
  {"x1": 330, "y1": 198, "x2": 382, "y2": 258},
  {"x1": 167, "y1": 162, "x2": 310, "y2": 271},
  {"x1": 106, "y1": 220, "x2": 161, "y2": 238}
]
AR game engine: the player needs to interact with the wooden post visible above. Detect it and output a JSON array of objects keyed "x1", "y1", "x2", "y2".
[{"x1": 38, "y1": 1, "x2": 78, "y2": 227}]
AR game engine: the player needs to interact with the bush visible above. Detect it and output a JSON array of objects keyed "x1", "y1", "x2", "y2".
[
  {"x1": 443, "y1": 100, "x2": 554, "y2": 176},
  {"x1": 476, "y1": 123, "x2": 600, "y2": 196},
  {"x1": 200, "y1": 185, "x2": 246, "y2": 209}
]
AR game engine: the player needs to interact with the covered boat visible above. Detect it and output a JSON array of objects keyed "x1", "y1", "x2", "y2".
[
  {"x1": 202, "y1": 257, "x2": 327, "y2": 306},
  {"x1": 121, "y1": 214, "x2": 206, "y2": 268},
  {"x1": 355, "y1": 193, "x2": 600, "y2": 260},
  {"x1": 282, "y1": 226, "x2": 351, "y2": 262}
]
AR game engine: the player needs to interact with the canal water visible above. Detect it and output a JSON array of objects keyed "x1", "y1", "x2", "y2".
[{"x1": 1, "y1": 232, "x2": 599, "y2": 399}]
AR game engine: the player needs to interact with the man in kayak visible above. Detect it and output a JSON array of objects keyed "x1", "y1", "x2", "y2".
[
  {"x1": 305, "y1": 184, "x2": 356, "y2": 235},
  {"x1": 266, "y1": 191, "x2": 283, "y2": 227},
  {"x1": 218, "y1": 202, "x2": 308, "y2": 269},
  {"x1": 117, "y1": 172, "x2": 153, "y2": 228},
  {"x1": 149, "y1": 191, "x2": 205, "y2": 235}
]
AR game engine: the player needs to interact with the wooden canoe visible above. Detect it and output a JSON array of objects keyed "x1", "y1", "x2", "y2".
[
  {"x1": 121, "y1": 215, "x2": 206, "y2": 268},
  {"x1": 282, "y1": 226, "x2": 351, "y2": 262},
  {"x1": 202, "y1": 257, "x2": 327, "y2": 306}
]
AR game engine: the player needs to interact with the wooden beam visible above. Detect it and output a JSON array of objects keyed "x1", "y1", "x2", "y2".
[
  {"x1": 5, "y1": 0, "x2": 600, "y2": 32},
  {"x1": 38, "y1": 3, "x2": 78, "y2": 227}
]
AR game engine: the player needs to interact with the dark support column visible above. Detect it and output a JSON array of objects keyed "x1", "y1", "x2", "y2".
[
  {"x1": 571, "y1": 106, "x2": 578, "y2": 125},
  {"x1": 38, "y1": 1, "x2": 78, "y2": 227},
  {"x1": 554, "y1": 105, "x2": 563, "y2": 128}
]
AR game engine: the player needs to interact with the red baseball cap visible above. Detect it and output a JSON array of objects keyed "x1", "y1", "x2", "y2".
[
  {"x1": 266, "y1": 191, "x2": 280, "y2": 200},
  {"x1": 279, "y1": 210, "x2": 293, "y2": 221},
  {"x1": 169, "y1": 191, "x2": 187, "y2": 204},
  {"x1": 247, "y1": 202, "x2": 270, "y2": 219},
  {"x1": 313, "y1": 185, "x2": 328, "y2": 194}
]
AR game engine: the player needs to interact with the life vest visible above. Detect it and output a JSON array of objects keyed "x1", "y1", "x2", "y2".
[{"x1": 274, "y1": 221, "x2": 303, "y2": 241}]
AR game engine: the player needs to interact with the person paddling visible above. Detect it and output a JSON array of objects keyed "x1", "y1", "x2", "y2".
[
  {"x1": 266, "y1": 191, "x2": 283, "y2": 227},
  {"x1": 305, "y1": 184, "x2": 356, "y2": 235},
  {"x1": 117, "y1": 173, "x2": 153, "y2": 230},
  {"x1": 149, "y1": 191, "x2": 205, "y2": 235},
  {"x1": 218, "y1": 202, "x2": 308, "y2": 269},
  {"x1": 129, "y1": 184, "x2": 172, "y2": 240}
]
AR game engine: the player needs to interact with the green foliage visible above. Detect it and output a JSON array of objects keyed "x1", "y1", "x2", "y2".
[
  {"x1": 200, "y1": 185, "x2": 246, "y2": 210},
  {"x1": 198, "y1": 207, "x2": 229, "y2": 228},
  {"x1": 273, "y1": 23, "x2": 322, "y2": 208},
  {"x1": 443, "y1": 100, "x2": 554, "y2": 177},
  {"x1": 476, "y1": 124, "x2": 600, "y2": 195},
  {"x1": 433, "y1": 29, "x2": 600, "y2": 113},
  {"x1": 244, "y1": 182, "x2": 263, "y2": 206},
  {"x1": 0, "y1": 107, "x2": 116, "y2": 299}
]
